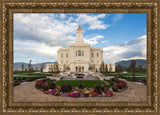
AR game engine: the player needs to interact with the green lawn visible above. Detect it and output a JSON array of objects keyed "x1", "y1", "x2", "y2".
[
  {"x1": 55, "y1": 80, "x2": 106, "y2": 88},
  {"x1": 13, "y1": 72, "x2": 53, "y2": 78},
  {"x1": 104, "y1": 72, "x2": 146, "y2": 77}
]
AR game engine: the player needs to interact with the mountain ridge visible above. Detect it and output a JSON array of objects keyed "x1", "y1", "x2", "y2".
[{"x1": 115, "y1": 59, "x2": 146, "y2": 67}]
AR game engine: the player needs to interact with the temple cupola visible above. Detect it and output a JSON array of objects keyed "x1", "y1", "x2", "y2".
[{"x1": 76, "y1": 25, "x2": 83, "y2": 41}]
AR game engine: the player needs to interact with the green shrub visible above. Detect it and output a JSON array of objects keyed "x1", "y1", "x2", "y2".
[
  {"x1": 112, "y1": 85, "x2": 118, "y2": 92},
  {"x1": 42, "y1": 83, "x2": 49, "y2": 90},
  {"x1": 60, "y1": 83, "x2": 72, "y2": 92},
  {"x1": 109, "y1": 81, "x2": 114, "y2": 86},
  {"x1": 14, "y1": 81, "x2": 20, "y2": 86},
  {"x1": 49, "y1": 82, "x2": 56, "y2": 89},
  {"x1": 103, "y1": 84, "x2": 109, "y2": 92},
  {"x1": 117, "y1": 85, "x2": 122, "y2": 89},
  {"x1": 78, "y1": 83, "x2": 84, "y2": 89},
  {"x1": 94, "y1": 84, "x2": 103, "y2": 94},
  {"x1": 47, "y1": 79, "x2": 53, "y2": 85}
]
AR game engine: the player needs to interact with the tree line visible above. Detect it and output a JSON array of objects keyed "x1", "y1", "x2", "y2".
[
  {"x1": 14, "y1": 60, "x2": 59, "y2": 73},
  {"x1": 100, "y1": 60, "x2": 146, "y2": 73}
]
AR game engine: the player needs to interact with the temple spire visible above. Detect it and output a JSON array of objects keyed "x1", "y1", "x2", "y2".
[
  {"x1": 76, "y1": 25, "x2": 83, "y2": 41},
  {"x1": 77, "y1": 25, "x2": 82, "y2": 31}
]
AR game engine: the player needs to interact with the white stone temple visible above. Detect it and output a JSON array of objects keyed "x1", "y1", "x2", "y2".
[{"x1": 57, "y1": 25, "x2": 115, "y2": 73}]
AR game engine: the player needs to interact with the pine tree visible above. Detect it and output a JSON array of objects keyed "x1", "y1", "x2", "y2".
[
  {"x1": 28, "y1": 60, "x2": 32, "y2": 76},
  {"x1": 105, "y1": 64, "x2": 108, "y2": 73},
  {"x1": 116, "y1": 64, "x2": 122, "y2": 73},
  {"x1": 40, "y1": 65, "x2": 44, "y2": 72},
  {"x1": 131, "y1": 60, "x2": 136, "y2": 78},
  {"x1": 21, "y1": 64, "x2": 24, "y2": 72}
]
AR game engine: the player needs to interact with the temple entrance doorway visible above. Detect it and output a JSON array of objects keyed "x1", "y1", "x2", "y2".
[{"x1": 75, "y1": 66, "x2": 83, "y2": 72}]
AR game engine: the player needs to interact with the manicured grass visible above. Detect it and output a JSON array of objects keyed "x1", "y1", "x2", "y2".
[
  {"x1": 55, "y1": 80, "x2": 106, "y2": 88},
  {"x1": 13, "y1": 72, "x2": 53, "y2": 78},
  {"x1": 115, "y1": 76, "x2": 147, "y2": 85},
  {"x1": 104, "y1": 72, "x2": 146, "y2": 77}
]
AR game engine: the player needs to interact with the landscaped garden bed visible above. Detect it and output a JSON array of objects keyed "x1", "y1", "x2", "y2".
[
  {"x1": 14, "y1": 76, "x2": 46, "y2": 86},
  {"x1": 115, "y1": 76, "x2": 146, "y2": 85},
  {"x1": 35, "y1": 78, "x2": 128, "y2": 98},
  {"x1": 103, "y1": 78, "x2": 128, "y2": 92},
  {"x1": 102, "y1": 72, "x2": 146, "y2": 85},
  {"x1": 110, "y1": 78, "x2": 128, "y2": 92},
  {"x1": 13, "y1": 72, "x2": 57, "y2": 86}
]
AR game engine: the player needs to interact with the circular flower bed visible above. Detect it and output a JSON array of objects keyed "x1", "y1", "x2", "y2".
[
  {"x1": 35, "y1": 78, "x2": 115, "y2": 98},
  {"x1": 110, "y1": 78, "x2": 128, "y2": 92}
]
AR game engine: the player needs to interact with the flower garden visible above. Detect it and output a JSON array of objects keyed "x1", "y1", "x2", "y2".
[{"x1": 35, "y1": 78, "x2": 128, "y2": 98}]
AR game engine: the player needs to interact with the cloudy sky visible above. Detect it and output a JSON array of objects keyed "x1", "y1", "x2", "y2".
[{"x1": 14, "y1": 13, "x2": 146, "y2": 64}]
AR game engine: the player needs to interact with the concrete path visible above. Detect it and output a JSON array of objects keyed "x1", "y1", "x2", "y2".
[{"x1": 13, "y1": 80, "x2": 147, "y2": 102}]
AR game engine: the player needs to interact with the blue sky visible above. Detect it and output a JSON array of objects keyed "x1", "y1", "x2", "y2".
[{"x1": 14, "y1": 13, "x2": 146, "y2": 64}]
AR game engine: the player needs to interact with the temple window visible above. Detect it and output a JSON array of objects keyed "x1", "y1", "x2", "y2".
[
  {"x1": 97, "y1": 52, "x2": 99, "y2": 57},
  {"x1": 78, "y1": 50, "x2": 81, "y2": 56},
  {"x1": 66, "y1": 53, "x2": 68, "y2": 57},
  {"x1": 76, "y1": 51, "x2": 77, "y2": 56},
  {"x1": 92, "y1": 53, "x2": 94, "y2": 57},
  {"x1": 82, "y1": 50, "x2": 84, "y2": 56},
  {"x1": 61, "y1": 53, "x2": 63, "y2": 58}
]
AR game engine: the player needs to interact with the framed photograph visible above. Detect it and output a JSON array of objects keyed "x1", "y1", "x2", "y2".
[{"x1": 0, "y1": 0, "x2": 160, "y2": 114}]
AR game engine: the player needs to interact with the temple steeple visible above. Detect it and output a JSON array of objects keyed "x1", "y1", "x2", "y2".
[
  {"x1": 77, "y1": 25, "x2": 82, "y2": 31},
  {"x1": 76, "y1": 25, "x2": 83, "y2": 42},
  {"x1": 69, "y1": 25, "x2": 90, "y2": 47}
]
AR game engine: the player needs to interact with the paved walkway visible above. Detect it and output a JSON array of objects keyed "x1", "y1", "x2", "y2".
[{"x1": 13, "y1": 80, "x2": 147, "y2": 102}]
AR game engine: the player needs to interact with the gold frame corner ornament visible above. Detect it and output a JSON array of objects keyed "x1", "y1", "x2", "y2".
[{"x1": 0, "y1": 0, "x2": 159, "y2": 114}]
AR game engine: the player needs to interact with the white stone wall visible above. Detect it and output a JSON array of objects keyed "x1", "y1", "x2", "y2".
[
  {"x1": 104, "y1": 63, "x2": 115, "y2": 72},
  {"x1": 43, "y1": 63, "x2": 55, "y2": 72},
  {"x1": 90, "y1": 48, "x2": 103, "y2": 71},
  {"x1": 57, "y1": 46, "x2": 103, "y2": 72},
  {"x1": 57, "y1": 48, "x2": 69, "y2": 71}
]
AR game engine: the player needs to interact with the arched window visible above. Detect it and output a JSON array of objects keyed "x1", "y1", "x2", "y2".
[
  {"x1": 97, "y1": 52, "x2": 99, "y2": 57},
  {"x1": 61, "y1": 53, "x2": 63, "y2": 57},
  {"x1": 76, "y1": 51, "x2": 77, "y2": 56},
  {"x1": 78, "y1": 50, "x2": 81, "y2": 56},
  {"x1": 82, "y1": 50, "x2": 84, "y2": 56},
  {"x1": 92, "y1": 53, "x2": 94, "y2": 57}
]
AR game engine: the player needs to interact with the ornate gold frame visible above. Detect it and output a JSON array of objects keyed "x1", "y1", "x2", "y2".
[{"x1": 0, "y1": 0, "x2": 159, "y2": 114}]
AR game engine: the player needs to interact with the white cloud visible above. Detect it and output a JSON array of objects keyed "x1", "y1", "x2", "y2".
[
  {"x1": 14, "y1": 39, "x2": 62, "y2": 59},
  {"x1": 111, "y1": 14, "x2": 123, "y2": 23},
  {"x1": 75, "y1": 14, "x2": 110, "y2": 30},
  {"x1": 14, "y1": 14, "x2": 78, "y2": 48},
  {"x1": 14, "y1": 13, "x2": 110, "y2": 48},
  {"x1": 60, "y1": 14, "x2": 65, "y2": 19},
  {"x1": 101, "y1": 40, "x2": 109, "y2": 43},
  {"x1": 96, "y1": 14, "x2": 106, "y2": 18},
  {"x1": 84, "y1": 35, "x2": 104, "y2": 46},
  {"x1": 103, "y1": 35, "x2": 146, "y2": 63}
]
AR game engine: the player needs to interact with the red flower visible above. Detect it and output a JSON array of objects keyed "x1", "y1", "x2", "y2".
[
  {"x1": 35, "y1": 80, "x2": 45, "y2": 88},
  {"x1": 44, "y1": 90, "x2": 50, "y2": 94},
  {"x1": 107, "y1": 90, "x2": 113, "y2": 95}
]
